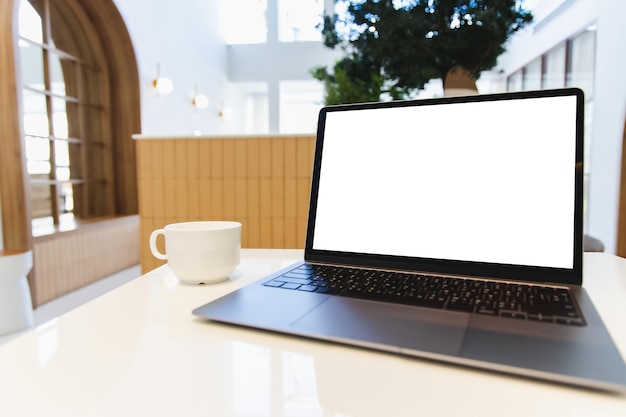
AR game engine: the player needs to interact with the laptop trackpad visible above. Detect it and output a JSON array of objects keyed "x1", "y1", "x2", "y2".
[{"x1": 291, "y1": 297, "x2": 469, "y2": 356}]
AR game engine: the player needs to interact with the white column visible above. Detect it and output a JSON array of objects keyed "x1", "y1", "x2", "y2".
[
  {"x1": 268, "y1": 79, "x2": 280, "y2": 134},
  {"x1": 324, "y1": 0, "x2": 335, "y2": 17},
  {"x1": 587, "y1": 0, "x2": 626, "y2": 254},
  {"x1": 266, "y1": 0, "x2": 281, "y2": 133},
  {"x1": 266, "y1": 0, "x2": 279, "y2": 43}
]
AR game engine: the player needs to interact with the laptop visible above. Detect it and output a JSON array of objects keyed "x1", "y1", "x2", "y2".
[{"x1": 193, "y1": 87, "x2": 626, "y2": 393}]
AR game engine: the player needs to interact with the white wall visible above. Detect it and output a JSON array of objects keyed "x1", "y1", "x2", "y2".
[
  {"x1": 591, "y1": 0, "x2": 626, "y2": 254},
  {"x1": 113, "y1": 0, "x2": 340, "y2": 136},
  {"x1": 112, "y1": 0, "x2": 236, "y2": 136},
  {"x1": 228, "y1": 42, "x2": 341, "y2": 132},
  {"x1": 497, "y1": 0, "x2": 626, "y2": 253}
]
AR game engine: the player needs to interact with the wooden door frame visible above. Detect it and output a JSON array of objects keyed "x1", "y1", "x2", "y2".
[
  {"x1": 0, "y1": 0, "x2": 32, "y2": 253},
  {"x1": 617, "y1": 113, "x2": 626, "y2": 257}
]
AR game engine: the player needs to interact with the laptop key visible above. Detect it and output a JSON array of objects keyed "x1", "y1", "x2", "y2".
[
  {"x1": 500, "y1": 311, "x2": 526, "y2": 320},
  {"x1": 410, "y1": 294, "x2": 446, "y2": 309},
  {"x1": 526, "y1": 302, "x2": 579, "y2": 318},
  {"x1": 265, "y1": 265, "x2": 583, "y2": 326},
  {"x1": 275, "y1": 276, "x2": 312, "y2": 285},
  {"x1": 288, "y1": 270, "x2": 313, "y2": 277},
  {"x1": 446, "y1": 299, "x2": 475, "y2": 313},
  {"x1": 316, "y1": 286, "x2": 339, "y2": 295},
  {"x1": 476, "y1": 307, "x2": 498, "y2": 316},
  {"x1": 281, "y1": 282, "x2": 301, "y2": 290},
  {"x1": 555, "y1": 317, "x2": 584, "y2": 326},
  {"x1": 528, "y1": 313, "x2": 554, "y2": 323}
]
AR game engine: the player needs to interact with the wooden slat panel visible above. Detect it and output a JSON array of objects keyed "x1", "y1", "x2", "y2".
[
  {"x1": 273, "y1": 218, "x2": 285, "y2": 248},
  {"x1": 174, "y1": 140, "x2": 188, "y2": 179},
  {"x1": 136, "y1": 136, "x2": 316, "y2": 273},
  {"x1": 272, "y1": 177, "x2": 285, "y2": 219},
  {"x1": 151, "y1": 176, "x2": 165, "y2": 219},
  {"x1": 0, "y1": 0, "x2": 32, "y2": 252},
  {"x1": 138, "y1": 178, "x2": 153, "y2": 218},
  {"x1": 285, "y1": 217, "x2": 298, "y2": 248},
  {"x1": 284, "y1": 137, "x2": 297, "y2": 178},
  {"x1": 186, "y1": 139, "x2": 199, "y2": 178},
  {"x1": 223, "y1": 178, "x2": 236, "y2": 219},
  {"x1": 247, "y1": 217, "x2": 260, "y2": 248},
  {"x1": 211, "y1": 178, "x2": 225, "y2": 220},
  {"x1": 199, "y1": 178, "x2": 212, "y2": 219},
  {"x1": 210, "y1": 140, "x2": 224, "y2": 178},
  {"x1": 235, "y1": 179, "x2": 248, "y2": 224},
  {"x1": 198, "y1": 140, "x2": 212, "y2": 178},
  {"x1": 162, "y1": 140, "x2": 176, "y2": 179},
  {"x1": 260, "y1": 179, "x2": 272, "y2": 219},
  {"x1": 260, "y1": 218, "x2": 273, "y2": 248},
  {"x1": 272, "y1": 137, "x2": 285, "y2": 178},
  {"x1": 247, "y1": 177, "x2": 260, "y2": 248},
  {"x1": 234, "y1": 140, "x2": 248, "y2": 179},
  {"x1": 188, "y1": 177, "x2": 201, "y2": 220},
  {"x1": 136, "y1": 141, "x2": 152, "y2": 179},
  {"x1": 163, "y1": 177, "x2": 177, "y2": 219},
  {"x1": 285, "y1": 178, "x2": 298, "y2": 221},
  {"x1": 259, "y1": 138, "x2": 272, "y2": 179},
  {"x1": 223, "y1": 139, "x2": 236, "y2": 179},
  {"x1": 247, "y1": 138, "x2": 260, "y2": 177},
  {"x1": 175, "y1": 178, "x2": 189, "y2": 220},
  {"x1": 140, "y1": 216, "x2": 155, "y2": 271},
  {"x1": 33, "y1": 216, "x2": 140, "y2": 306}
]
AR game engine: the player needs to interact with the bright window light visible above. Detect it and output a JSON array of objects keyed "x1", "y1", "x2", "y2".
[
  {"x1": 220, "y1": 0, "x2": 268, "y2": 44},
  {"x1": 278, "y1": 0, "x2": 324, "y2": 42}
]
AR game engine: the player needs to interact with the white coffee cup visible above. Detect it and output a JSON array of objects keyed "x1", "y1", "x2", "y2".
[{"x1": 149, "y1": 221, "x2": 241, "y2": 284}]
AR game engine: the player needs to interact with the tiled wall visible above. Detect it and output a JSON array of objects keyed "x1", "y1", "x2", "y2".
[
  {"x1": 33, "y1": 216, "x2": 140, "y2": 306},
  {"x1": 136, "y1": 135, "x2": 316, "y2": 273}
]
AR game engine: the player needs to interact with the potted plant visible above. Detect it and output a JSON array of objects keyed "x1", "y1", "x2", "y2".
[{"x1": 312, "y1": 0, "x2": 533, "y2": 104}]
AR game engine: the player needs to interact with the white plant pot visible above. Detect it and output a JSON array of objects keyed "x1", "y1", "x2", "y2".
[{"x1": 0, "y1": 250, "x2": 34, "y2": 335}]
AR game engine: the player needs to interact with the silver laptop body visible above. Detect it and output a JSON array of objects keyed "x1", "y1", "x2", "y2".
[{"x1": 194, "y1": 88, "x2": 626, "y2": 393}]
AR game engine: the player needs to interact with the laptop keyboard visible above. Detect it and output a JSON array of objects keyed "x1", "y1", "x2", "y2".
[{"x1": 263, "y1": 264, "x2": 584, "y2": 326}]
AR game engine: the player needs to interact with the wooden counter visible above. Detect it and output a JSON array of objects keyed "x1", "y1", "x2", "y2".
[{"x1": 134, "y1": 134, "x2": 316, "y2": 273}]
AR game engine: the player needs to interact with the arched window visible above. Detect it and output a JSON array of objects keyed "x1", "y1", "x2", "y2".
[
  {"x1": 20, "y1": 0, "x2": 112, "y2": 228},
  {"x1": 1, "y1": 0, "x2": 140, "y2": 247}
]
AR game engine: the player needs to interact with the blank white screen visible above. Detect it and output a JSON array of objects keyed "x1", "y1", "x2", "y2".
[{"x1": 312, "y1": 96, "x2": 577, "y2": 269}]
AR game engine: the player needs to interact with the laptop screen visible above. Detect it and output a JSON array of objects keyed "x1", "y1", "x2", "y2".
[{"x1": 308, "y1": 89, "x2": 583, "y2": 278}]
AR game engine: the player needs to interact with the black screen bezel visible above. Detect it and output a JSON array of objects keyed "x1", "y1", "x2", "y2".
[{"x1": 304, "y1": 88, "x2": 585, "y2": 286}]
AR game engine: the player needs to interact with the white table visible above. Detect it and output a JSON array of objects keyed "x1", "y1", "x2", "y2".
[{"x1": 0, "y1": 249, "x2": 625, "y2": 416}]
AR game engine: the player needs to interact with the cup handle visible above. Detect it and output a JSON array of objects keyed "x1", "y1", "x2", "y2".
[{"x1": 149, "y1": 229, "x2": 167, "y2": 260}]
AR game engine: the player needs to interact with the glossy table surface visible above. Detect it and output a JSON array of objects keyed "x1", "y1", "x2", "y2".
[{"x1": 1, "y1": 249, "x2": 625, "y2": 416}]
